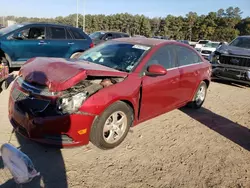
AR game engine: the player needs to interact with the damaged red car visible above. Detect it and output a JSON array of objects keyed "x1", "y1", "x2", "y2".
[{"x1": 8, "y1": 38, "x2": 211, "y2": 149}]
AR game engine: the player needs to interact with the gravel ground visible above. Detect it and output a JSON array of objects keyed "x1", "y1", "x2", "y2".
[{"x1": 0, "y1": 74, "x2": 249, "y2": 188}]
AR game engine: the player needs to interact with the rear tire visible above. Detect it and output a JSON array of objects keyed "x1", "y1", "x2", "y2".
[
  {"x1": 70, "y1": 52, "x2": 82, "y2": 59},
  {"x1": 188, "y1": 81, "x2": 207, "y2": 109},
  {"x1": 90, "y1": 101, "x2": 133, "y2": 149}
]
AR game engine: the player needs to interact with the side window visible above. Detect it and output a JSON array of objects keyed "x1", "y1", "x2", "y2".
[
  {"x1": 104, "y1": 33, "x2": 113, "y2": 40},
  {"x1": 18, "y1": 27, "x2": 45, "y2": 40},
  {"x1": 70, "y1": 28, "x2": 85, "y2": 39},
  {"x1": 49, "y1": 27, "x2": 66, "y2": 39},
  {"x1": 113, "y1": 33, "x2": 122, "y2": 38},
  {"x1": 146, "y1": 45, "x2": 176, "y2": 70},
  {"x1": 175, "y1": 45, "x2": 202, "y2": 66}
]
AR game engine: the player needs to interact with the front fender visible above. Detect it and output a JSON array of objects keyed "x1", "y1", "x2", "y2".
[{"x1": 79, "y1": 74, "x2": 141, "y2": 119}]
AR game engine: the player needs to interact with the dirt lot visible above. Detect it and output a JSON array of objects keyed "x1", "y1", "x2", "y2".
[{"x1": 0, "y1": 74, "x2": 250, "y2": 188}]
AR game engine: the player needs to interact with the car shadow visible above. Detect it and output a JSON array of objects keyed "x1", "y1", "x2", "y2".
[
  {"x1": 0, "y1": 71, "x2": 69, "y2": 188},
  {"x1": 180, "y1": 107, "x2": 250, "y2": 151},
  {"x1": 0, "y1": 156, "x2": 3, "y2": 169}
]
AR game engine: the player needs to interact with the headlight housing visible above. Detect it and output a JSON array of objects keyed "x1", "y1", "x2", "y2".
[{"x1": 57, "y1": 92, "x2": 88, "y2": 114}]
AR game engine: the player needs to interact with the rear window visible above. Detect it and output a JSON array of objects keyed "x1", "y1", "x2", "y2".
[{"x1": 70, "y1": 28, "x2": 86, "y2": 39}]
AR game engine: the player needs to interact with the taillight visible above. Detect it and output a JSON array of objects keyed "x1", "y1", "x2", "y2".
[{"x1": 90, "y1": 42, "x2": 94, "y2": 48}]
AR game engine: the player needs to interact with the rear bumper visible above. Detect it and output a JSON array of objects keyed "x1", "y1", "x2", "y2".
[
  {"x1": 212, "y1": 64, "x2": 250, "y2": 84},
  {"x1": 9, "y1": 96, "x2": 96, "y2": 147}
]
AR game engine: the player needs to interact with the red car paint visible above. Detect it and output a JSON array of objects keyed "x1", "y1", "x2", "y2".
[
  {"x1": 9, "y1": 38, "x2": 211, "y2": 147},
  {"x1": 20, "y1": 57, "x2": 127, "y2": 92}
]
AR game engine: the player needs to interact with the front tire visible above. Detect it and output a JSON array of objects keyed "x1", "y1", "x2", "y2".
[
  {"x1": 188, "y1": 81, "x2": 207, "y2": 109},
  {"x1": 90, "y1": 101, "x2": 133, "y2": 149},
  {"x1": 70, "y1": 52, "x2": 82, "y2": 59}
]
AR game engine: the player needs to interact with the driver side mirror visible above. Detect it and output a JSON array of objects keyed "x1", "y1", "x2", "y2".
[
  {"x1": 145, "y1": 64, "x2": 167, "y2": 77},
  {"x1": 12, "y1": 32, "x2": 24, "y2": 40}
]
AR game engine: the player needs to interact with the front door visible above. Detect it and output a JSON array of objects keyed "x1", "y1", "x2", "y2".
[
  {"x1": 7, "y1": 26, "x2": 46, "y2": 64},
  {"x1": 139, "y1": 44, "x2": 181, "y2": 121}
]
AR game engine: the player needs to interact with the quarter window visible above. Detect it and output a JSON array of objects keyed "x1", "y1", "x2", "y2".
[
  {"x1": 146, "y1": 45, "x2": 176, "y2": 69},
  {"x1": 175, "y1": 45, "x2": 202, "y2": 66},
  {"x1": 49, "y1": 27, "x2": 66, "y2": 39}
]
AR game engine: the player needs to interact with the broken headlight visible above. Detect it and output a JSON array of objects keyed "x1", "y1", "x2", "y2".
[{"x1": 57, "y1": 92, "x2": 88, "y2": 114}]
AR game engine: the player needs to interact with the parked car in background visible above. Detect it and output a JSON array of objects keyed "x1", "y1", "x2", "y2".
[
  {"x1": 176, "y1": 40, "x2": 190, "y2": 45},
  {"x1": 195, "y1": 40, "x2": 210, "y2": 52},
  {"x1": 189, "y1": 41, "x2": 197, "y2": 48},
  {"x1": 209, "y1": 36, "x2": 250, "y2": 85},
  {"x1": 9, "y1": 38, "x2": 211, "y2": 149},
  {"x1": 152, "y1": 36, "x2": 168, "y2": 40},
  {"x1": 200, "y1": 41, "x2": 220, "y2": 59},
  {"x1": 0, "y1": 22, "x2": 93, "y2": 67},
  {"x1": 89, "y1": 31, "x2": 130, "y2": 45}
]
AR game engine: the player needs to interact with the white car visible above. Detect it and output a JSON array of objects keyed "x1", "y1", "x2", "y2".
[
  {"x1": 195, "y1": 40, "x2": 210, "y2": 52},
  {"x1": 200, "y1": 41, "x2": 220, "y2": 59}
]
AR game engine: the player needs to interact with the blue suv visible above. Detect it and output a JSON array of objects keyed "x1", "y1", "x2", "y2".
[{"x1": 0, "y1": 22, "x2": 93, "y2": 67}]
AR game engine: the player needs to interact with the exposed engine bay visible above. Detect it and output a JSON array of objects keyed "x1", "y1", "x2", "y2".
[{"x1": 57, "y1": 77, "x2": 124, "y2": 114}]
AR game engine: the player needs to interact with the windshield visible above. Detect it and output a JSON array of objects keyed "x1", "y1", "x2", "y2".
[
  {"x1": 229, "y1": 37, "x2": 250, "y2": 49},
  {"x1": 78, "y1": 41, "x2": 150, "y2": 72},
  {"x1": 198, "y1": 40, "x2": 209, "y2": 44},
  {"x1": 204, "y1": 42, "x2": 219, "y2": 48},
  {"x1": 89, "y1": 31, "x2": 105, "y2": 39},
  {"x1": 0, "y1": 24, "x2": 24, "y2": 36}
]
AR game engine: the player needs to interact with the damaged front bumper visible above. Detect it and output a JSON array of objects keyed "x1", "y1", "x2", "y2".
[
  {"x1": 8, "y1": 82, "x2": 96, "y2": 147},
  {"x1": 212, "y1": 64, "x2": 250, "y2": 84}
]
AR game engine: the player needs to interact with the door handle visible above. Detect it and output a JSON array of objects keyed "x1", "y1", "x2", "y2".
[
  {"x1": 68, "y1": 42, "x2": 74, "y2": 45},
  {"x1": 38, "y1": 41, "x2": 47, "y2": 45}
]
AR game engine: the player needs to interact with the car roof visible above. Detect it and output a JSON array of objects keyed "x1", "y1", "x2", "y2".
[
  {"x1": 113, "y1": 37, "x2": 171, "y2": 46},
  {"x1": 20, "y1": 22, "x2": 78, "y2": 28}
]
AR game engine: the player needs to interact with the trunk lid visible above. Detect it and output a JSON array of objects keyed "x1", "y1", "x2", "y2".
[{"x1": 19, "y1": 57, "x2": 128, "y2": 92}]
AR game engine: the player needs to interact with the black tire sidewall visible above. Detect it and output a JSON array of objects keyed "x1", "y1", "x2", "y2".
[{"x1": 90, "y1": 101, "x2": 133, "y2": 149}]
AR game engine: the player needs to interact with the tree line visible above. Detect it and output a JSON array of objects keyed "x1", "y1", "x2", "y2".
[{"x1": 2, "y1": 7, "x2": 250, "y2": 42}]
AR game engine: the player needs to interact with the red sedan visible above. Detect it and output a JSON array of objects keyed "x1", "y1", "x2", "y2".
[{"x1": 8, "y1": 38, "x2": 211, "y2": 149}]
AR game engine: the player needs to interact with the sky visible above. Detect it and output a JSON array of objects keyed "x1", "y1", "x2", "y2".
[{"x1": 0, "y1": 0, "x2": 249, "y2": 18}]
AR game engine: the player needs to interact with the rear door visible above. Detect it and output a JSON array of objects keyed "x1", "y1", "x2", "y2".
[
  {"x1": 45, "y1": 26, "x2": 71, "y2": 58},
  {"x1": 174, "y1": 45, "x2": 203, "y2": 103},
  {"x1": 139, "y1": 44, "x2": 181, "y2": 121}
]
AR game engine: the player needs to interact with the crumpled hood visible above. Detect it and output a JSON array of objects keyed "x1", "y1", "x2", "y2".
[
  {"x1": 217, "y1": 44, "x2": 250, "y2": 57},
  {"x1": 19, "y1": 57, "x2": 128, "y2": 92}
]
